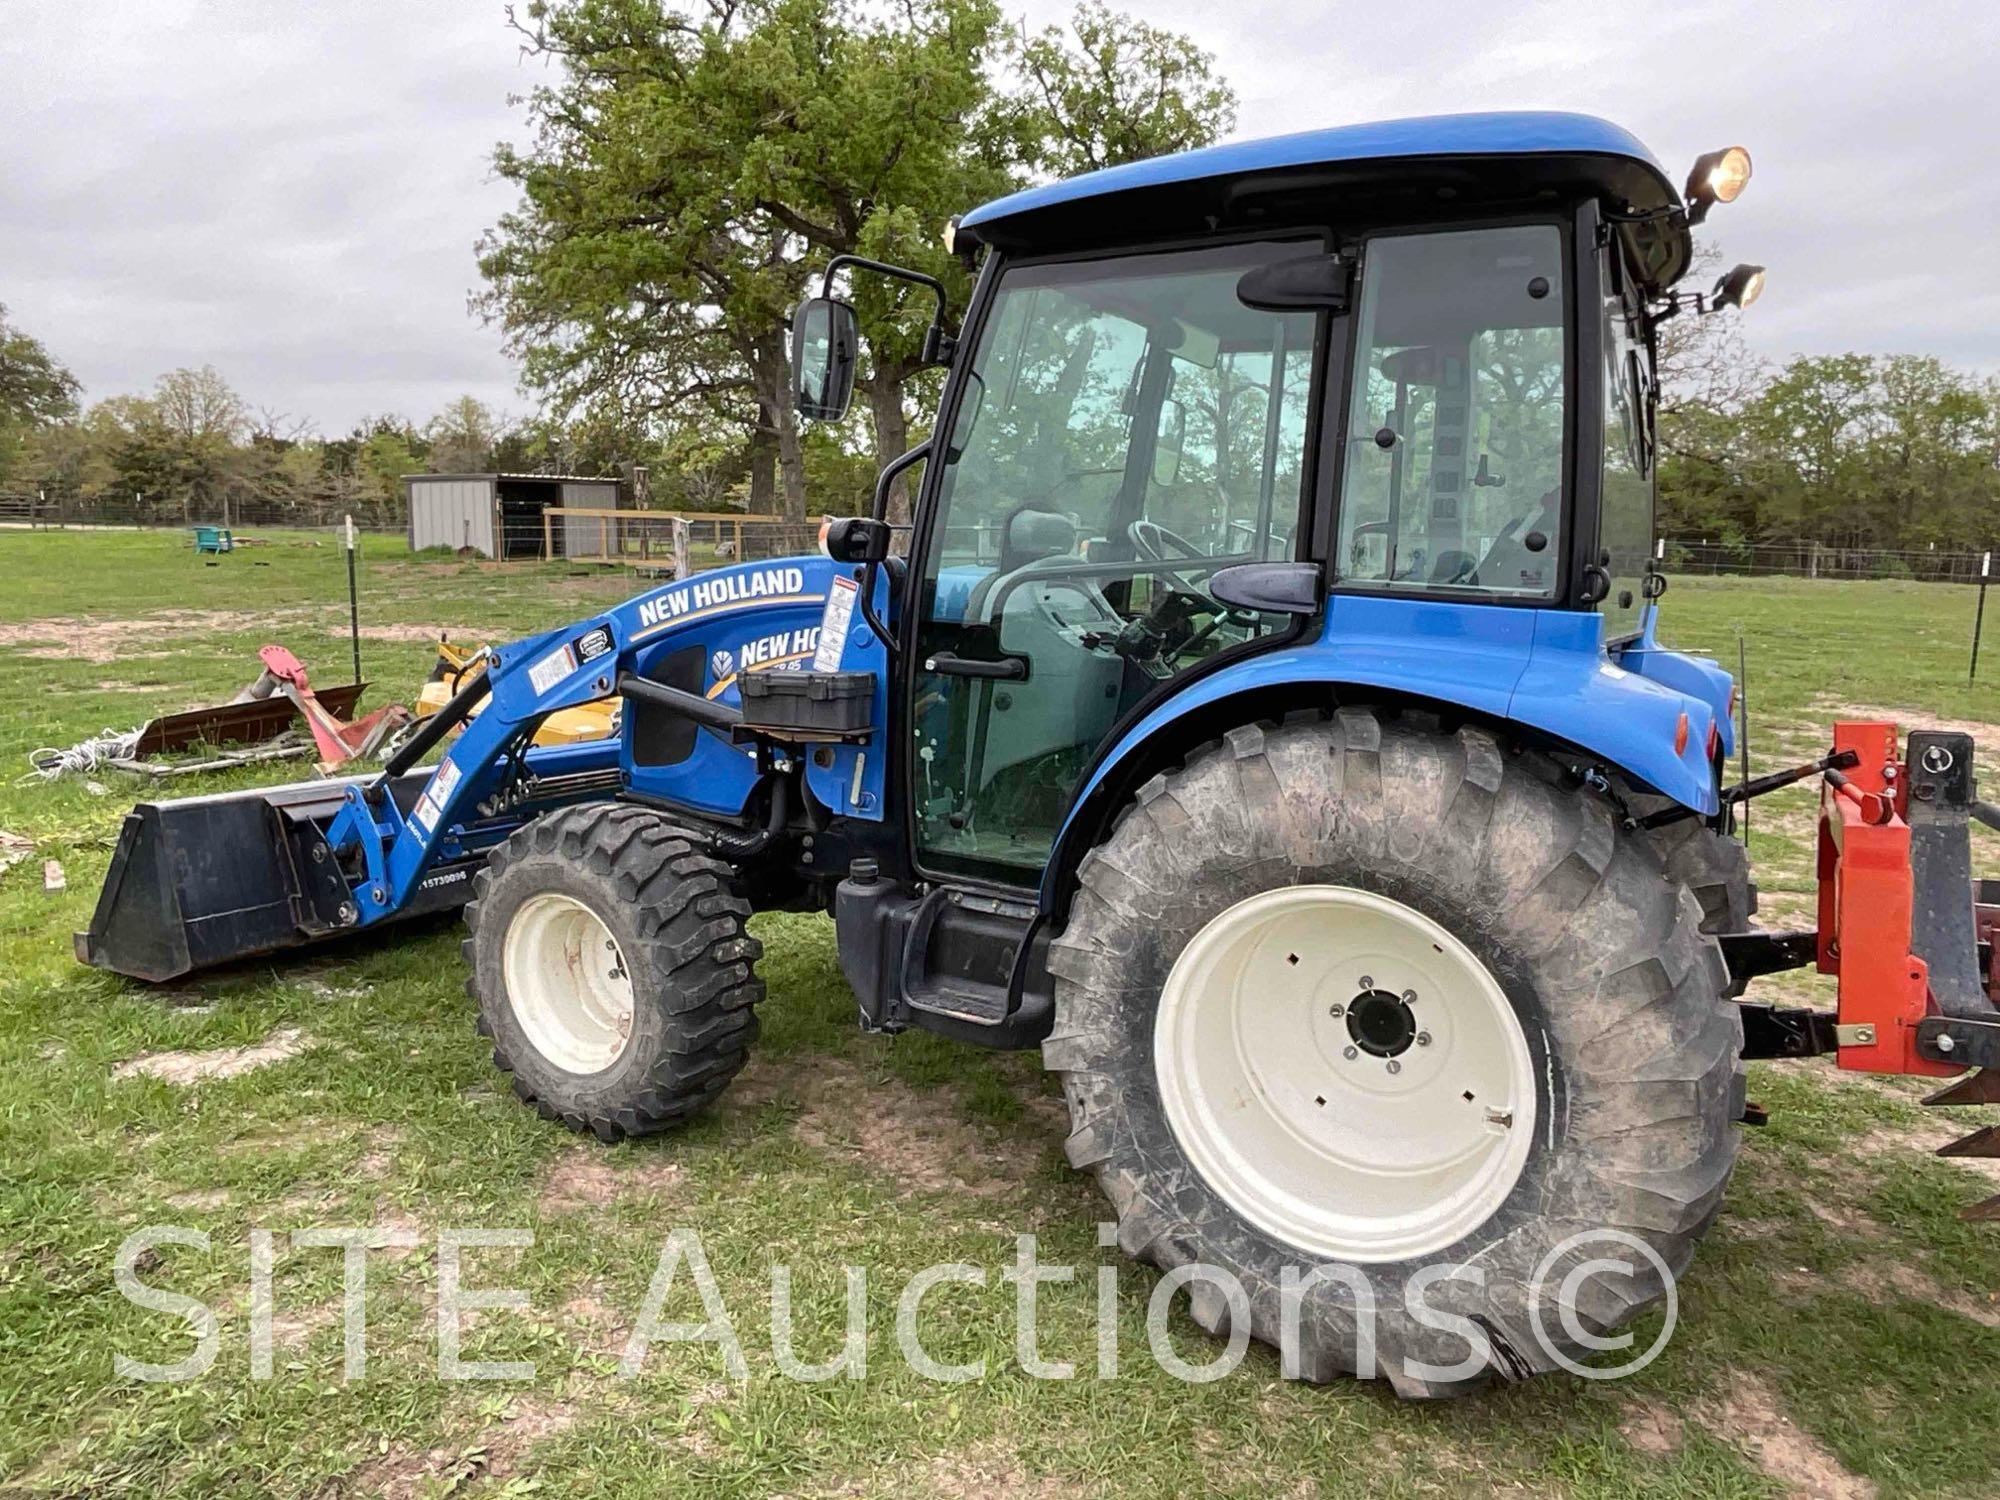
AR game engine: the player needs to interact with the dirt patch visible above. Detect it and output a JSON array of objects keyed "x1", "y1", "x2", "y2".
[
  {"x1": 0, "y1": 608, "x2": 327, "y2": 662},
  {"x1": 1802, "y1": 1195, "x2": 1889, "y2": 1240},
  {"x1": 1618, "y1": 1397, "x2": 1686, "y2": 1458},
  {"x1": 353, "y1": 622, "x2": 481, "y2": 644},
  {"x1": 1852, "y1": 1116, "x2": 2000, "y2": 1188},
  {"x1": 778, "y1": 1056, "x2": 1062, "y2": 1200},
  {"x1": 559, "y1": 1284, "x2": 630, "y2": 1358},
  {"x1": 344, "y1": 1395, "x2": 578, "y2": 1498},
  {"x1": 1838, "y1": 1259, "x2": 2000, "y2": 1329},
  {"x1": 1816, "y1": 698, "x2": 2000, "y2": 740},
  {"x1": 352, "y1": 1124, "x2": 406, "y2": 1180},
  {"x1": 1694, "y1": 1373, "x2": 1876, "y2": 1499},
  {"x1": 112, "y1": 1027, "x2": 310, "y2": 1084},
  {"x1": 537, "y1": 1147, "x2": 685, "y2": 1216},
  {"x1": 811, "y1": 1439, "x2": 1066, "y2": 1500},
  {"x1": 164, "y1": 1188, "x2": 231, "y2": 1211}
]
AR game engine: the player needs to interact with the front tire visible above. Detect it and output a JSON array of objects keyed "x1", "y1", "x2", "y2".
[
  {"x1": 464, "y1": 805, "x2": 761, "y2": 1141},
  {"x1": 1045, "y1": 711, "x2": 1743, "y2": 1395}
]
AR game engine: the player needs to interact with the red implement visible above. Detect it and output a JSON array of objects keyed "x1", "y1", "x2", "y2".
[
  {"x1": 1816, "y1": 721, "x2": 1959, "y2": 1077},
  {"x1": 253, "y1": 645, "x2": 408, "y2": 769}
]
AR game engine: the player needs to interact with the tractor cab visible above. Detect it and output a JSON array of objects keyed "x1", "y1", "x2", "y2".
[{"x1": 797, "y1": 113, "x2": 1758, "y2": 903}]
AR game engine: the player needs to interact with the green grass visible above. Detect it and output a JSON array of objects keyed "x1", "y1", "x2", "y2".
[{"x1": 1, "y1": 531, "x2": 1997, "y2": 1497}]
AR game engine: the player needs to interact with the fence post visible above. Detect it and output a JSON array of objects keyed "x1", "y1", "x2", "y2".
[
  {"x1": 673, "y1": 518, "x2": 691, "y2": 581},
  {"x1": 543, "y1": 507, "x2": 554, "y2": 561},
  {"x1": 1973, "y1": 552, "x2": 1991, "y2": 686}
]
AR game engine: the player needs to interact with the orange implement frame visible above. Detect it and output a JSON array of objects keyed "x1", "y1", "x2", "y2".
[{"x1": 1817, "y1": 720, "x2": 1960, "y2": 1077}]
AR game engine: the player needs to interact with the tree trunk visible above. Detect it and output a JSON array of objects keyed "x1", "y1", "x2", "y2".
[
  {"x1": 864, "y1": 371, "x2": 913, "y2": 525},
  {"x1": 750, "y1": 338, "x2": 808, "y2": 522},
  {"x1": 774, "y1": 400, "x2": 807, "y2": 522},
  {"x1": 748, "y1": 417, "x2": 776, "y2": 515}
]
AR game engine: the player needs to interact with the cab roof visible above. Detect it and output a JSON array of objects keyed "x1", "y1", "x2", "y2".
[{"x1": 959, "y1": 111, "x2": 1691, "y2": 291}]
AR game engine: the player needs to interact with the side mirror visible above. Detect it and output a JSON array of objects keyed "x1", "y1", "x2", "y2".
[
  {"x1": 791, "y1": 296, "x2": 858, "y2": 421},
  {"x1": 820, "y1": 515, "x2": 891, "y2": 564}
]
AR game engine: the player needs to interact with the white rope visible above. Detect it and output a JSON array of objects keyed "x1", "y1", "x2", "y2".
[{"x1": 23, "y1": 727, "x2": 144, "y2": 783}]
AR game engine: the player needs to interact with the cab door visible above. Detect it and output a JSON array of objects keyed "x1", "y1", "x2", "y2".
[{"x1": 905, "y1": 241, "x2": 1324, "y2": 884}]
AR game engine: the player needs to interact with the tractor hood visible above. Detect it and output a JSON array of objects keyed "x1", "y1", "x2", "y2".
[{"x1": 959, "y1": 111, "x2": 1692, "y2": 293}]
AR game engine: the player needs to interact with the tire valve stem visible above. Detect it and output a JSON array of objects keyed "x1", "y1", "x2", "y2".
[{"x1": 1485, "y1": 1106, "x2": 1514, "y2": 1128}]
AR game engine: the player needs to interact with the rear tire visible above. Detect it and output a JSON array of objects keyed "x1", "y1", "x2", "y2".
[
  {"x1": 1045, "y1": 711, "x2": 1743, "y2": 1395},
  {"x1": 1639, "y1": 801, "x2": 1757, "y2": 936},
  {"x1": 464, "y1": 804, "x2": 761, "y2": 1141}
]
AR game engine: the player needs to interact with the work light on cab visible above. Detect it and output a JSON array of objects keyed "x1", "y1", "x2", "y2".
[
  {"x1": 1684, "y1": 144, "x2": 1752, "y2": 223},
  {"x1": 1713, "y1": 263, "x2": 1766, "y2": 311}
]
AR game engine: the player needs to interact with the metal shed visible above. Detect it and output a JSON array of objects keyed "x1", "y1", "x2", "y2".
[{"x1": 404, "y1": 473, "x2": 621, "y2": 560}]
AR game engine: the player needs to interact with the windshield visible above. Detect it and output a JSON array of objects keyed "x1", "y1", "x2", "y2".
[
  {"x1": 927, "y1": 242, "x2": 1317, "y2": 579},
  {"x1": 1334, "y1": 225, "x2": 1567, "y2": 596}
]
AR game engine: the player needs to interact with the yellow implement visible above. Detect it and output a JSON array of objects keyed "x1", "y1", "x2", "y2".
[{"x1": 415, "y1": 640, "x2": 620, "y2": 746}]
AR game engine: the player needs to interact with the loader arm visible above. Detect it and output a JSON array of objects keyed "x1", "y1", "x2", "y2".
[
  {"x1": 326, "y1": 616, "x2": 648, "y2": 925},
  {"x1": 325, "y1": 554, "x2": 890, "y2": 926},
  {"x1": 80, "y1": 555, "x2": 892, "y2": 980}
]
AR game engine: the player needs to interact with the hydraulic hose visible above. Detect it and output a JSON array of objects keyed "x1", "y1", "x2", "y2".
[
  {"x1": 377, "y1": 670, "x2": 491, "y2": 781},
  {"x1": 707, "y1": 770, "x2": 791, "y2": 860}
]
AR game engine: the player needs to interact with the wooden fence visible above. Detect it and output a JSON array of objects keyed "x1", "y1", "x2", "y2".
[{"x1": 544, "y1": 508, "x2": 821, "y2": 578}]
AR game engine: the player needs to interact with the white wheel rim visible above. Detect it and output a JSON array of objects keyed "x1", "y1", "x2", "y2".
[
  {"x1": 1154, "y1": 885, "x2": 1537, "y2": 1263},
  {"x1": 502, "y1": 892, "x2": 636, "y2": 1075}
]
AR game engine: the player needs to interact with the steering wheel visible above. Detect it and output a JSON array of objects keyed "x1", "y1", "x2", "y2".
[
  {"x1": 1116, "y1": 517, "x2": 1259, "y2": 666},
  {"x1": 1127, "y1": 517, "x2": 1207, "y2": 566}
]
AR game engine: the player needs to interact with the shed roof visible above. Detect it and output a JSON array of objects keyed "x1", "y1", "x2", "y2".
[{"x1": 404, "y1": 473, "x2": 620, "y2": 485}]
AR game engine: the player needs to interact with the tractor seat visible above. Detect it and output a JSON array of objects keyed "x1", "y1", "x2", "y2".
[{"x1": 998, "y1": 507, "x2": 1077, "y2": 574}]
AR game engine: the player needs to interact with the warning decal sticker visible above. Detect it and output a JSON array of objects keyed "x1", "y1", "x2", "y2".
[
  {"x1": 528, "y1": 641, "x2": 578, "y2": 696},
  {"x1": 814, "y1": 575, "x2": 858, "y2": 671}
]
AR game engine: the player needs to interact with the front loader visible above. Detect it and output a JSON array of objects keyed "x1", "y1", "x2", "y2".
[{"x1": 79, "y1": 113, "x2": 2000, "y2": 1394}]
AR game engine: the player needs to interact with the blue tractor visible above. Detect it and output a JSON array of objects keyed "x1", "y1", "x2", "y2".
[{"x1": 93, "y1": 115, "x2": 2000, "y2": 1393}]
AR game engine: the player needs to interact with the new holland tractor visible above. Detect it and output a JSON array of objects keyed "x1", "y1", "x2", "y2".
[{"x1": 80, "y1": 113, "x2": 2000, "y2": 1395}]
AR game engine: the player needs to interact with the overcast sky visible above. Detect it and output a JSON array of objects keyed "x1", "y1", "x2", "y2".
[{"x1": 4, "y1": 1, "x2": 1995, "y2": 433}]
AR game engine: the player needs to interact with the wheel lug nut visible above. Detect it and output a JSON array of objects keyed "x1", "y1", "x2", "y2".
[
  {"x1": 1402, "y1": 989, "x2": 1417, "y2": 1005},
  {"x1": 1415, "y1": 1031, "x2": 1432, "y2": 1047},
  {"x1": 1328, "y1": 1003, "x2": 1345, "y2": 1018},
  {"x1": 1342, "y1": 1045, "x2": 1358, "y2": 1060},
  {"x1": 1386, "y1": 1059, "x2": 1402, "y2": 1075},
  {"x1": 1358, "y1": 975, "x2": 1373, "y2": 990}
]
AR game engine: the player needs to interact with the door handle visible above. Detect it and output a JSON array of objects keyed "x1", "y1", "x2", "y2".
[{"x1": 925, "y1": 652, "x2": 1028, "y2": 681}]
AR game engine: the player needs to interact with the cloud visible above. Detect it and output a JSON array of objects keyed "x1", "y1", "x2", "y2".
[
  {"x1": 4, "y1": 0, "x2": 1995, "y2": 434},
  {"x1": 1, "y1": 2, "x2": 536, "y2": 431}
]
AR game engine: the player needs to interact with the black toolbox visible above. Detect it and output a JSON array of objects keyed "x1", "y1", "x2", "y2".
[{"x1": 738, "y1": 670, "x2": 874, "y2": 739}]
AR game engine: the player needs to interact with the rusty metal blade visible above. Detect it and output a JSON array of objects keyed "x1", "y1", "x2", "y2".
[
  {"x1": 1961, "y1": 1193, "x2": 2000, "y2": 1223},
  {"x1": 1922, "y1": 1069, "x2": 2000, "y2": 1107},
  {"x1": 131, "y1": 682, "x2": 367, "y2": 755},
  {"x1": 1938, "y1": 1124, "x2": 2000, "y2": 1158}
]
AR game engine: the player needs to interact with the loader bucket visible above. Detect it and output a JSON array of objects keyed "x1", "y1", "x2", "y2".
[{"x1": 76, "y1": 772, "x2": 480, "y2": 982}]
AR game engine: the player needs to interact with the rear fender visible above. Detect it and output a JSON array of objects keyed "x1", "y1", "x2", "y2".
[{"x1": 1043, "y1": 595, "x2": 1718, "y2": 912}]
